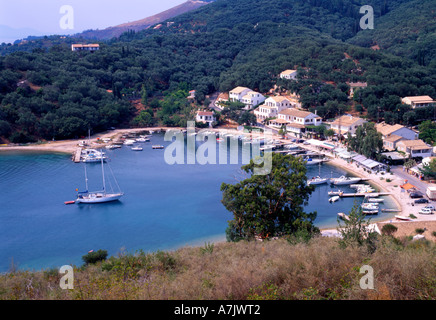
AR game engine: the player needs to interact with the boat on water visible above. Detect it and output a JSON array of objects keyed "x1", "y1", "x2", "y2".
[
  {"x1": 152, "y1": 145, "x2": 164, "y2": 149},
  {"x1": 361, "y1": 203, "x2": 379, "y2": 210},
  {"x1": 329, "y1": 196, "x2": 340, "y2": 203},
  {"x1": 81, "y1": 154, "x2": 108, "y2": 163},
  {"x1": 331, "y1": 175, "x2": 361, "y2": 185},
  {"x1": 307, "y1": 176, "x2": 329, "y2": 185},
  {"x1": 304, "y1": 158, "x2": 324, "y2": 166},
  {"x1": 136, "y1": 137, "x2": 150, "y2": 142},
  {"x1": 131, "y1": 146, "x2": 143, "y2": 151},
  {"x1": 368, "y1": 198, "x2": 384, "y2": 203},
  {"x1": 362, "y1": 209, "x2": 379, "y2": 215},
  {"x1": 123, "y1": 139, "x2": 136, "y2": 146},
  {"x1": 76, "y1": 155, "x2": 123, "y2": 204}
]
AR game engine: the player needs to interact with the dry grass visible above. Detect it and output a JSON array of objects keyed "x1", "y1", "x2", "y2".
[{"x1": 0, "y1": 236, "x2": 435, "y2": 300}]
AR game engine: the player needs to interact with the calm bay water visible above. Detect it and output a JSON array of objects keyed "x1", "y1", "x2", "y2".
[{"x1": 0, "y1": 133, "x2": 397, "y2": 271}]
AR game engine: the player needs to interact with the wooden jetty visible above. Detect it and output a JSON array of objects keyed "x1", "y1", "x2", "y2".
[
  {"x1": 381, "y1": 208, "x2": 402, "y2": 213},
  {"x1": 73, "y1": 148, "x2": 82, "y2": 163}
]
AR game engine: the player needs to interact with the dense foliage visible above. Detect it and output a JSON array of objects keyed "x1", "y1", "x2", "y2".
[
  {"x1": 0, "y1": 0, "x2": 435, "y2": 142},
  {"x1": 221, "y1": 153, "x2": 318, "y2": 241}
]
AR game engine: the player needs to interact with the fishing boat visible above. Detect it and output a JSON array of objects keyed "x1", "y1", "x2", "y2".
[
  {"x1": 329, "y1": 196, "x2": 340, "y2": 203},
  {"x1": 76, "y1": 155, "x2": 123, "y2": 204},
  {"x1": 331, "y1": 175, "x2": 361, "y2": 185}
]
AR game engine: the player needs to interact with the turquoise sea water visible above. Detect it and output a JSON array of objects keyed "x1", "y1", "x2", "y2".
[{"x1": 0, "y1": 133, "x2": 397, "y2": 272}]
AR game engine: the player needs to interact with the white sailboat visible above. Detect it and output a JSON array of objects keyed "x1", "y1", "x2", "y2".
[
  {"x1": 307, "y1": 162, "x2": 328, "y2": 185},
  {"x1": 76, "y1": 155, "x2": 123, "y2": 204}
]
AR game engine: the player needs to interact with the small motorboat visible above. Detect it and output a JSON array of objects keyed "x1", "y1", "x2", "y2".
[
  {"x1": 64, "y1": 200, "x2": 76, "y2": 205},
  {"x1": 329, "y1": 196, "x2": 340, "y2": 203},
  {"x1": 152, "y1": 145, "x2": 164, "y2": 149},
  {"x1": 368, "y1": 198, "x2": 384, "y2": 203},
  {"x1": 131, "y1": 146, "x2": 143, "y2": 151}
]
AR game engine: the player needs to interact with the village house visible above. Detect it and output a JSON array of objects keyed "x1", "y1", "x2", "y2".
[
  {"x1": 375, "y1": 122, "x2": 418, "y2": 141},
  {"x1": 229, "y1": 87, "x2": 252, "y2": 102},
  {"x1": 240, "y1": 91, "x2": 266, "y2": 109},
  {"x1": 397, "y1": 139, "x2": 433, "y2": 159},
  {"x1": 214, "y1": 92, "x2": 229, "y2": 109},
  {"x1": 229, "y1": 87, "x2": 265, "y2": 109},
  {"x1": 346, "y1": 82, "x2": 367, "y2": 99},
  {"x1": 329, "y1": 115, "x2": 366, "y2": 136},
  {"x1": 254, "y1": 96, "x2": 291, "y2": 121},
  {"x1": 277, "y1": 108, "x2": 322, "y2": 126},
  {"x1": 71, "y1": 44, "x2": 100, "y2": 52},
  {"x1": 196, "y1": 111, "x2": 216, "y2": 127},
  {"x1": 267, "y1": 108, "x2": 322, "y2": 138},
  {"x1": 187, "y1": 90, "x2": 196, "y2": 100},
  {"x1": 279, "y1": 69, "x2": 298, "y2": 80},
  {"x1": 382, "y1": 135, "x2": 407, "y2": 151},
  {"x1": 401, "y1": 96, "x2": 435, "y2": 109}
]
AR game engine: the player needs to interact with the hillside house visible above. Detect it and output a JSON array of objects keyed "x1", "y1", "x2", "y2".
[
  {"x1": 401, "y1": 96, "x2": 435, "y2": 109},
  {"x1": 279, "y1": 69, "x2": 298, "y2": 80},
  {"x1": 346, "y1": 82, "x2": 367, "y2": 99},
  {"x1": 329, "y1": 115, "x2": 366, "y2": 136},
  {"x1": 71, "y1": 44, "x2": 100, "y2": 52},
  {"x1": 254, "y1": 96, "x2": 291, "y2": 121},
  {"x1": 196, "y1": 111, "x2": 215, "y2": 127},
  {"x1": 397, "y1": 139, "x2": 433, "y2": 159}
]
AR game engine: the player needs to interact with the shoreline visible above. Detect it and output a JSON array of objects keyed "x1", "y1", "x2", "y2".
[{"x1": 2, "y1": 127, "x2": 435, "y2": 229}]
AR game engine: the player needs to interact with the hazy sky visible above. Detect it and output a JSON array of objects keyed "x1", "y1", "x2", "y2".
[{"x1": 0, "y1": 0, "x2": 186, "y2": 42}]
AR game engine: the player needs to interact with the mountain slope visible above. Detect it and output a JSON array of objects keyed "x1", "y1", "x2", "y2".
[
  {"x1": 348, "y1": 0, "x2": 436, "y2": 67},
  {"x1": 78, "y1": 0, "x2": 214, "y2": 40}
]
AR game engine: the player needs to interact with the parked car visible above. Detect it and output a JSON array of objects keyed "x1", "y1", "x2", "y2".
[
  {"x1": 419, "y1": 207, "x2": 433, "y2": 215},
  {"x1": 410, "y1": 192, "x2": 424, "y2": 199},
  {"x1": 424, "y1": 205, "x2": 435, "y2": 211},
  {"x1": 414, "y1": 198, "x2": 429, "y2": 204}
]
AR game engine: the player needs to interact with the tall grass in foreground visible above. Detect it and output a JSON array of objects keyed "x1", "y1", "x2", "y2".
[{"x1": 0, "y1": 236, "x2": 434, "y2": 300}]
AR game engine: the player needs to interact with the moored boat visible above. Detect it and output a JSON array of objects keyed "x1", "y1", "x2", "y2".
[
  {"x1": 307, "y1": 176, "x2": 329, "y2": 185},
  {"x1": 331, "y1": 175, "x2": 361, "y2": 185},
  {"x1": 329, "y1": 196, "x2": 340, "y2": 203}
]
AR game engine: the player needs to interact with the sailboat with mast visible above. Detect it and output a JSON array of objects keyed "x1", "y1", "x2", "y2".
[
  {"x1": 307, "y1": 162, "x2": 328, "y2": 185},
  {"x1": 76, "y1": 153, "x2": 124, "y2": 204}
]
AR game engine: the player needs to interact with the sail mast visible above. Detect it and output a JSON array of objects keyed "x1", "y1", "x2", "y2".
[{"x1": 101, "y1": 150, "x2": 106, "y2": 194}]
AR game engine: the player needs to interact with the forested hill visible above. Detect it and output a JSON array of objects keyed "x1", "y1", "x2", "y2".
[{"x1": 0, "y1": 0, "x2": 435, "y2": 143}]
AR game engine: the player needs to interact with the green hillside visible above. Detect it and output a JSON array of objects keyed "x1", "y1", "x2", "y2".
[{"x1": 0, "y1": 0, "x2": 435, "y2": 142}]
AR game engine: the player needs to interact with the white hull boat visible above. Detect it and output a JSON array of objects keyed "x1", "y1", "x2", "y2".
[
  {"x1": 76, "y1": 192, "x2": 124, "y2": 204},
  {"x1": 329, "y1": 196, "x2": 340, "y2": 203},
  {"x1": 368, "y1": 198, "x2": 384, "y2": 203},
  {"x1": 331, "y1": 176, "x2": 361, "y2": 185},
  {"x1": 76, "y1": 152, "x2": 123, "y2": 204},
  {"x1": 308, "y1": 176, "x2": 329, "y2": 185}
]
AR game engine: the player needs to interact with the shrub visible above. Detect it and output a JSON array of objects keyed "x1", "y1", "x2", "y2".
[
  {"x1": 199, "y1": 242, "x2": 215, "y2": 255},
  {"x1": 415, "y1": 228, "x2": 425, "y2": 235},
  {"x1": 432, "y1": 231, "x2": 436, "y2": 237},
  {"x1": 386, "y1": 178, "x2": 392, "y2": 183},
  {"x1": 381, "y1": 224, "x2": 398, "y2": 236},
  {"x1": 82, "y1": 249, "x2": 108, "y2": 265}
]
